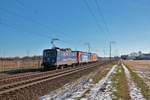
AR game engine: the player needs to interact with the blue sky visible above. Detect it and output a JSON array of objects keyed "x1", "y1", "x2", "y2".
[{"x1": 0, "y1": 0, "x2": 150, "y2": 57}]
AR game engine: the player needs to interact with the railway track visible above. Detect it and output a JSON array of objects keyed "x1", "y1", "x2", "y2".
[
  {"x1": 0, "y1": 68, "x2": 67, "y2": 86},
  {"x1": 0, "y1": 62, "x2": 101, "y2": 86},
  {"x1": 0, "y1": 72, "x2": 35, "y2": 80},
  {"x1": 0, "y1": 61, "x2": 106, "y2": 95}
]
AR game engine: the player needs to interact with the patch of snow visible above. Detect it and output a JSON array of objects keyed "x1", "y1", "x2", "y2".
[
  {"x1": 39, "y1": 72, "x2": 96, "y2": 100},
  {"x1": 134, "y1": 70, "x2": 150, "y2": 87},
  {"x1": 122, "y1": 64, "x2": 146, "y2": 100},
  {"x1": 87, "y1": 65, "x2": 117, "y2": 100},
  {"x1": 40, "y1": 65, "x2": 118, "y2": 100}
]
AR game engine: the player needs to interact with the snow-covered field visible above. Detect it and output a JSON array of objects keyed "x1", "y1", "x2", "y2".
[{"x1": 40, "y1": 63, "x2": 146, "y2": 100}]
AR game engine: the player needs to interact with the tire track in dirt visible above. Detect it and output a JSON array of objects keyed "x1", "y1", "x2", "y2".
[{"x1": 122, "y1": 64, "x2": 145, "y2": 100}]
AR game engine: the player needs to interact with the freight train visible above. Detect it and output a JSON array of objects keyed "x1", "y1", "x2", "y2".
[{"x1": 42, "y1": 47, "x2": 98, "y2": 70}]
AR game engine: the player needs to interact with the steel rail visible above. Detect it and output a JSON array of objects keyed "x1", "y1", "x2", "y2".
[
  {"x1": 0, "y1": 62, "x2": 99, "y2": 85},
  {"x1": 0, "y1": 62, "x2": 102, "y2": 95}
]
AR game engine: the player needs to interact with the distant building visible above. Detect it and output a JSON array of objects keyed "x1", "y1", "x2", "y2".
[
  {"x1": 121, "y1": 51, "x2": 150, "y2": 60},
  {"x1": 121, "y1": 55, "x2": 128, "y2": 60},
  {"x1": 136, "y1": 54, "x2": 150, "y2": 60}
]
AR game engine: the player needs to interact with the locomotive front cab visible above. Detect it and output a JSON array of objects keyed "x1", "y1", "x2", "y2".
[{"x1": 42, "y1": 49, "x2": 57, "y2": 69}]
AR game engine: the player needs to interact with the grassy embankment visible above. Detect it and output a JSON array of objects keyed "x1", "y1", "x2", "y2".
[
  {"x1": 126, "y1": 64, "x2": 150, "y2": 100},
  {"x1": 111, "y1": 65, "x2": 131, "y2": 100},
  {"x1": 92, "y1": 61, "x2": 117, "y2": 83}
]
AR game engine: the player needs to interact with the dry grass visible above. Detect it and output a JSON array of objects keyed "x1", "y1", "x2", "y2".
[
  {"x1": 124, "y1": 60, "x2": 150, "y2": 99},
  {"x1": 124, "y1": 60, "x2": 150, "y2": 87},
  {"x1": 126, "y1": 65, "x2": 150, "y2": 100},
  {"x1": 124, "y1": 60, "x2": 150, "y2": 66},
  {"x1": 0, "y1": 59, "x2": 42, "y2": 72},
  {"x1": 92, "y1": 62, "x2": 116, "y2": 83}
]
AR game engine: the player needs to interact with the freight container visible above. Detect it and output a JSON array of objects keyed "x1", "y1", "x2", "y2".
[
  {"x1": 91, "y1": 53, "x2": 98, "y2": 62},
  {"x1": 77, "y1": 51, "x2": 89, "y2": 63},
  {"x1": 88, "y1": 53, "x2": 92, "y2": 62},
  {"x1": 56, "y1": 49, "x2": 77, "y2": 65}
]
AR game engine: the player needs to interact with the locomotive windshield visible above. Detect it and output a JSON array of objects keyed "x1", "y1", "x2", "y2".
[{"x1": 43, "y1": 50, "x2": 56, "y2": 57}]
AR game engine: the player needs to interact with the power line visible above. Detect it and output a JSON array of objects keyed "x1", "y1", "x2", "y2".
[
  {"x1": 0, "y1": 20, "x2": 81, "y2": 49},
  {"x1": 0, "y1": 7, "x2": 47, "y2": 30},
  {"x1": 94, "y1": 0, "x2": 111, "y2": 34},
  {"x1": 0, "y1": 7, "x2": 76, "y2": 42},
  {"x1": 0, "y1": 19, "x2": 82, "y2": 49},
  {"x1": 0, "y1": 7, "x2": 65, "y2": 38},
  {"x1": 0, "y1": 21, "x2": 51, "y2": 39},
  {"x1": 0, "y1": 6, "x2": 80, "y2": 46},
  {"x1": 83, "y1": 0, "x2": 113, "y2": 55},
  {"x1": 15, "y1": 0, "x2": 40, "y2": 15},
  {"x1": 94, "y1": 0, "x2": 115, "y2": 58},
  {"x1": 14, "y1": 0, "x2": 74, "y2": 39},
  {"x1": 0, "y1": 2, "x2": 90, "y2": 49},
  {"x1": 83, "y1": 0, "x2": 104, "y2": 32},
  {"x1": 15, "y1": 0, "x2": 26, "y2": 9}
]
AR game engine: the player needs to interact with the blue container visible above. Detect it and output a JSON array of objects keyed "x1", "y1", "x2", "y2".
[
  {"x1": 56, "y1": 49, "x2": 77, "y2": 66},
  {"x1": 88, "y1": 53, "x2": 92, "y2": 62},
  {"x1": 79, "y1": 52, "x2": 88, "y2": 63}
]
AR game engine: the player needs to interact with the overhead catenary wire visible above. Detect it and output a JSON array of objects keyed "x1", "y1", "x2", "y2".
[
  {"x1": 94, "y1": 0, "x2": 111, "y2": 34},
  {"x1": 0, "y1": 1, "x2": 94, "y2": 51},
  {"x1": 94, "y1": 0, "x2": 113, "y2": 56},
  {"x1": 83, "y1": 0, "x2": 104, "y2": 32},
  {"x1": 0, "y1": 17, "x2": 83, "y2": 51},
  {"x1": 83, "y1": 0, "x2": 111, "y2": 54},
  {"x1": 0, "y1": 7, "x2": 67, "y2": 38},
  {"x1": 15, "y1": 0, "x2": 26, "y2": 9},
  {"x1": 0, "y1": 6, "x2": 80, "y2": 46},
  {"x1": 0, "y1": 21, "x2": 52, "y2": 39},
  {"x1": 0, "y1": 20, "x2": 81, "y2": 49},
  {"x1": 0, "y1": 7, "x2": 74, "y2": 43},
  {"x1": 14, "y1": 0, "x2": 75, "y2": 40}
]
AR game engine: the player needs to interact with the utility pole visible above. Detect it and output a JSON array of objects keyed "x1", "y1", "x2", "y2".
[
  {"x1": 109, "y1": 41, "x2": 116, "y2": 61},
  {"x1": 84, "y1": 42, "x2": 91, "y2": 52},
  {"x1": 3, "y1": 51, "x2": 5, "y2": 72},
  {"x1": 27, "y1": 50, "x2": 30, "y2": 57},
  {"x1": 0, "y1": 48, "x2": 1, "y2": 71},
  {"x1": 103, "y1": 48, "x2": 106, "y2": 58}
]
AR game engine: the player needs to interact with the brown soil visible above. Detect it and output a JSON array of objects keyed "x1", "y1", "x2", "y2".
[{"x1": 124, "y1": 60, "x2": 150, "y2": 87}]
